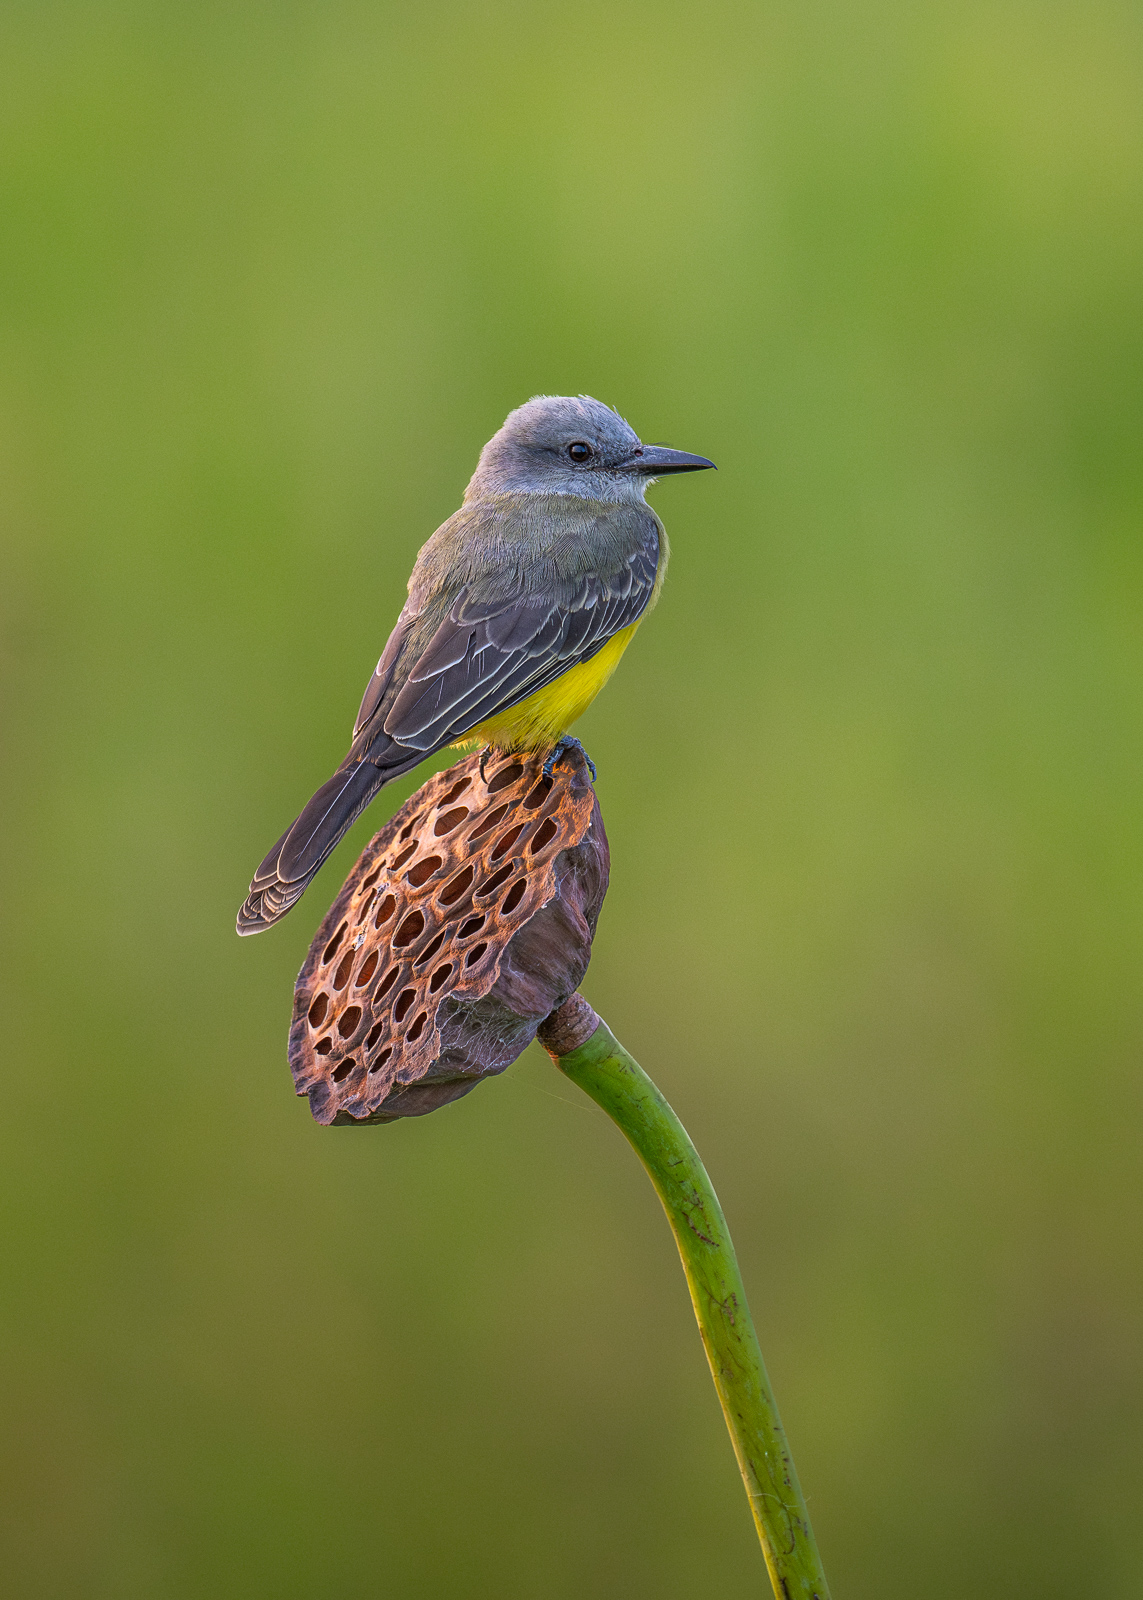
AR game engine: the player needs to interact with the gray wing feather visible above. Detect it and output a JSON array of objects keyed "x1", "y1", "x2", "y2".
[
  {"x1": 353, "y1": 608, "x2": 417, "y2": 738},
  {"x1": 382, "y1": 540, "x2": 658, "y2": 752}
]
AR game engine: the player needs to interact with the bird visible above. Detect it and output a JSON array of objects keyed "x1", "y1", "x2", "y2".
[{"x1": 237, "y1": 394, "x2": 714, "y2": 934}]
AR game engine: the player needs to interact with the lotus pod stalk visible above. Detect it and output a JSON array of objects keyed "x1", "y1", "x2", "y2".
[{"x1": 286, "y1": 747, "x2": 831, "y2": 1599}]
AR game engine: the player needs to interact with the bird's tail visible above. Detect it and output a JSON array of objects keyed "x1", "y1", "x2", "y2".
[{"x1": 237, "y1": 760, "x2": 393, "y2": 934}]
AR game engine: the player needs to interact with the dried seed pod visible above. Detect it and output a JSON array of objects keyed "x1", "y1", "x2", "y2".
[{"x1": 289, "y1": 746, "x2": 609, "y2": 1124}]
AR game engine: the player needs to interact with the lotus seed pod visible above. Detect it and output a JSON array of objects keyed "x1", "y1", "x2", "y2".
[{"x1": 289, "y1": 746, "x2": 609, "y2": 1124}]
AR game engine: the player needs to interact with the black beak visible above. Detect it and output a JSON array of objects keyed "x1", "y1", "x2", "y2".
[{"x1": 627, "y1": 444, "x2": 716, "y2": 475}]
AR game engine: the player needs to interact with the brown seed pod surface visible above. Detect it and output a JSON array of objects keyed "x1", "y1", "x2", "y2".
[{"x1": 290, "y1": 745, "x2": 608, "y2": 1125}]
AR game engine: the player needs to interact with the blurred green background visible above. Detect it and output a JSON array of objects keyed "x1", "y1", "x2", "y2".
[{"x1": 2, "y1": 2, "x2": 1142, "y2": 1595}]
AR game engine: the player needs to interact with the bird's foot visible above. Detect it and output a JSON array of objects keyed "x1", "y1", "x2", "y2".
[
  {"x1": 479, "y1": 745, "x2": 494, "y2": 785},
  {"x1": 543, "y1": 736, "x2": 596, "y2": 784}
]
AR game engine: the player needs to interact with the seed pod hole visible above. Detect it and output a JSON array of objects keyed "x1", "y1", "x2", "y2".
[
  {"x1": 490, "y1": 824, "x2": 525, "y2": 861},
  {"x1": 530, "y1": 817, "x2": 559, "y2": 853},
  {"x1": 314, "y1": 1037, "x2": 333, "y2": 1055},
  {"x1": 361, "y1": 868, "x2": 381, "y2": 890},
  {"x1": 393, "y1": 988, "x2": 416, "y2": 1024},
  {"x1": 375, "y1": 967, "x2": 400, "y2": 1000},
  {"x1": 391, "y1": 842, "x2": 417, "y2": 869},
  {"x1": 487, "y1": 763, "x2": 524, "y2": 793},
  {"x1": 407, "y1": 1012, "x2": 428, "y2": 1043},
  {"x1": 308, "y1": 993, "x2": 329, "y2": 1028},
  {"x1": 469, "y1": 804, "x2": 512, "y2": 841},
  {"x1": 407, "y1": 854, "x2": 443, "y2": 887},
  {"x1": 457, "y1": 913, "x2": 485, "y2": 940},
  {"x1": 393, "y1": 910, "x2": 425, "y2": 947},
  {"x1": 373, "y1": 893, "x2": 397, "y2": 928},
  {"x1": 429, "y1": 962, "x2": 453, "y2": 993},
  {"x1": 477, "y1": 864, "x2": 513, "y2": 899},
  {"x1": 337, "y1": 1005, "x2": 362, "y2": 1039},
  {"x1": 439, "y1": 865, "x2": 475, "y2": 906},
  {"x1": 355, "y1": 951, "x2": 379, "y2": 988},
  {"x1": 332, "y1": 1057, "x2": 357, "y2": 1083},
  {"x1": 523, "y1": 777, "x2": 553, "y2": 810},
  {"x1": 365, "y1": 1021, "x2": 386, "y2": 1049},
  {"x1": 438, "y1": 777, "x2": 471, "y2": 806},
  {"x1": 368, "y1": 1047, "x2": 392, "y2": 1073},
  {"x1": 333, "y1": 949, "x2": 355, "y2": 990},
  {"x1": 465, "y1": 943, "x2": 488, "y2": 967},
  {"x1": 501, "y1": 879, "x2": 527, "y2": 915},
  {"x1": 322, "y1": 922, "x2": 348, "y2": 964},
  {"x1": 414, "y1": 930, "x2": 446, "y2": 967},
  {"x1": 433, "y1": 807, "x2": 469, "y2": 836}
]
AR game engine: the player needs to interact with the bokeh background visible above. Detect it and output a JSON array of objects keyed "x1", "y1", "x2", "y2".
[{"x1": 2, "y1": 3, "x2": 1142, "y2": 1595}]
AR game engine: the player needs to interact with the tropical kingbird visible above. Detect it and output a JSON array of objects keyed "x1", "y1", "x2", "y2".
[{"x1": 237, "y1": 394, "x2": 714, "y2": 933}]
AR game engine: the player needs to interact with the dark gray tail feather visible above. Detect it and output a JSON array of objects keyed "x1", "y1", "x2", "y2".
[{"x1": 238, "y1": 757, "x2": 414, "y2": 934}]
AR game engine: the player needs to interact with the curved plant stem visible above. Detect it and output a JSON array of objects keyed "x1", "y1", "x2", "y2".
[{"x1": 549, "y1": 1016, "x2": 831, "y2": 1600}]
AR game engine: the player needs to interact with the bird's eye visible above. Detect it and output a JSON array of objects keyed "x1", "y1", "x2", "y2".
[{"x1": 568, "y1": 441, "x2": 593, "y2": 462}]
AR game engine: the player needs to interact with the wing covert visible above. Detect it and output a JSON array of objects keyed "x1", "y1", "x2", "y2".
[
  {"x1": 353, "y1": 608, "x2": 417, "y2": 738},
  {"x1": 381, "y1": 538, "x2": 659, "y2": 752}
]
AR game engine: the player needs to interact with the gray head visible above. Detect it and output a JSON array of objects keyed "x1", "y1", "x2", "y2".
[{"x1": 465, "y1": 395, "x2": 715, "y2": 504}]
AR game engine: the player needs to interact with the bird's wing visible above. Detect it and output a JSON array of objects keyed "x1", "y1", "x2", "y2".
[
  {"x1": 353, "y1": 606, "x2": 417, "y2": 739},
  {"x1": 373, "y1": 536, "x2": 660, "y2": 753}
]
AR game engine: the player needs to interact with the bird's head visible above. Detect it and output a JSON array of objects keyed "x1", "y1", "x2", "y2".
[{"x1": 465, "y1": 395, "x2": 715, "y2": 504}]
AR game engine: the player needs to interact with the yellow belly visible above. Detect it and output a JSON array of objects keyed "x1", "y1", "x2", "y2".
[{"x1": 454, "y1": 622, "x2": 640, "y2": 752}]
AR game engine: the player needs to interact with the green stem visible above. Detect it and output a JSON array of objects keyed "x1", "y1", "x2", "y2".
[{"x1": 549, "y1": 1017, "x2": 831, "y2": 1600}]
